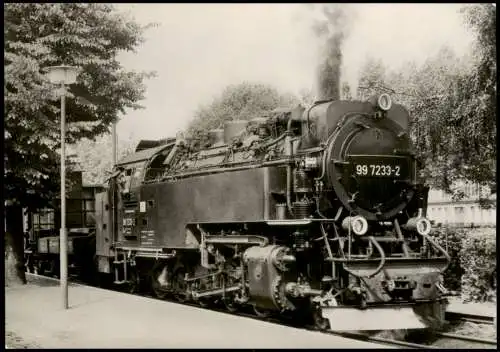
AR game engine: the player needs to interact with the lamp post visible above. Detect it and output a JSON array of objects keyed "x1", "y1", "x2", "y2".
[
  {"x1": 112, "y1": 122, "x2": 117, "y2": 166},
  {"x1": 45, "y1": 65, "x2": 80, "y2": 309}
]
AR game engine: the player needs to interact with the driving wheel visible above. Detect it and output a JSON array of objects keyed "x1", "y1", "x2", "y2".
[
  {"x1": 150, "y1": 263, "x2": 170, "y2": 299},
  {"x1": 253, "y1": 305, "x2": 272, "y2": 318},
  {"x1": 223, "y1": 295, "x2": 239, "y2": 313},
  {"x1": 127, "y1": 268, "x2": 141, "y2": 294},
  {"x1": 172, "y1": 268, "x2": 189, "y2": 303},
  {"x1": 313, "y1": 307, "x2": 330, "y2": 331}
]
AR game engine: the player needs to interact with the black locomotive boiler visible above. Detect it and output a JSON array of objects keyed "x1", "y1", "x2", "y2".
[{"x1": 94, "y1": 94, "x2": 452, "y2": 331}]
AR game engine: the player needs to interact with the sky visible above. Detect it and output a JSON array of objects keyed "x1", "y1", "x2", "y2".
[{"x1": 114, "y1": 3, "x2": 475, "y2": 142}]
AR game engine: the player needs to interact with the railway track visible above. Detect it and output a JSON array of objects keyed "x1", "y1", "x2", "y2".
[
  {"x1": 320, "y1": 328, "x2": 497, "y2": 348},
  {"x1": 26, "y1": 272, "x2": 496, "y2": 349},
  {"x1": 445, "y1": 311, "x2": 495, "y2": 325},
  {"x1": 433, "y1": 332, "x2": 497, "y2": 347}
]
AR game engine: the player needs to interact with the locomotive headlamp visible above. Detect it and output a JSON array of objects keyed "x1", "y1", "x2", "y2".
[
  {"x1": 405, "y1": 216, "x2": 432, "y2": 236},
  {"x1": 377, "y1": 93, "x2": 392, "y2": 111},
  {"x1": 416, "y1": 218, "x2": 432, "y2": 236},
  {"x1": 342, "y1": 215, "x2": 369, "y2": 236}
]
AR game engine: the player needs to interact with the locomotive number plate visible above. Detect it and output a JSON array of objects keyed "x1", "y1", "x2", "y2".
[{"x1": 349, "y1": 155, "x2": 409, "y2": 179}]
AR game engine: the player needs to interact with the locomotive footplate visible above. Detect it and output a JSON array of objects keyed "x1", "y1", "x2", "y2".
[
  {"x1": 320, "y1": 300, "x2": 447, "y2": 331},
  {"x1": 192, "y1": 219, "x2": 337, "y2": 226}
]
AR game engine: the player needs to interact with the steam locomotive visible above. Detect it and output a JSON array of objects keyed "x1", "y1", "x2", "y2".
[
  {"x1": 29, "y1": 93, "x2": 453, "y2": 331},
  {"x1": 88, "y1": 93, "x2": 451, "y2": 331}
]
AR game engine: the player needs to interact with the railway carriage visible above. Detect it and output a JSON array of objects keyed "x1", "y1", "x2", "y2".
[{"x1": 24, "y1": 173, "x2": 103, "y2": 280}]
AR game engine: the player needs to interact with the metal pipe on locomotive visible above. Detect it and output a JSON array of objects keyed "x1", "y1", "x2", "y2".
[{"x1": 89, "y1": 93, "x2": 452, "y2": 331}]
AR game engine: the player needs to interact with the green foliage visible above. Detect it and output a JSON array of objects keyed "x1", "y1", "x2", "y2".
[
  {"x1": 460, "y1": 228, "x2": 496, "y2": 302},
  {"x1": 4, "y1": 3, "x2": 154, "y2": 209},
  {"x1": 341, "y1": 82, "x2": 353, "y2": 101},
  {"x1": 297, "y1": 88, "x2": 316, "y2": 107},
  {"x1": 454, "y1": 4, "x2": 496, "y2": 189},
  {"x1": 429, "y1": 227, "x2": 467, "y2": 291},
  {"x1": 186, "y1": 82, "x2": 300, "y2": 136},
  {"x1": 354, "y1": 4, "x2": 496, "y2": 196},
  {"x1": 69, "y1": 134, "x2": 137, "y2": 185},
  {"x1": 356, "y1": 57, "x2": 390, "y2": 100},
  {"x1": 477, "y1": 197, "x2": 496, "y2": 210},
  {"x1": 429, "y1": 227, "x2": 496, "y2": 301}
]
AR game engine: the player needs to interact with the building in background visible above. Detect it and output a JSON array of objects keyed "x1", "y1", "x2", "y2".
[{"x1": 427, "y1": 182, "x2": 496, "y2": 227}]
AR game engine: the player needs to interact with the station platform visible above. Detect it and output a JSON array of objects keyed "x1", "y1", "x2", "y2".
[{"x1": 5, "y1": 274, "x2": 385, "y2": 349}]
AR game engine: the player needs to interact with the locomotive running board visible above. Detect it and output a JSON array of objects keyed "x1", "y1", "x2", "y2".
[{"x1": 322, "y1": 305, "x2": 427, "y2": 331}]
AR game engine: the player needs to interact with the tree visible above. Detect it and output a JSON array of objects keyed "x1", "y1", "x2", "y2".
[
  {"x1": 455, "y1": 4, "x2": 496, "y2": 190},
  {"x1": 297, "y1": 88, "x2": 316, "y2": 107},
  {"x1": 356, "y1": 57, "x2": 390, "y2": 100},
  {"x1": 356, "y1": 35, "x2": 495, "y2": 205},
  {"x1": 186, "y1": 82, "x2": 299, "y2": 135},
  {"x1": 4, "y1": 3, "x2": 154, "y2": 284},
  {"x1": 341, "y1": 82, "x2": 353, "y2": 101},
  {"x1": 71, "y1": 134, "x2": 137, "y2": 185},
  {"x1": 407, "y1": 48, "x2": 473, "y2": 191},
  {"x1": 400, "y1": 3, "x2": 496, "y2": 197}
]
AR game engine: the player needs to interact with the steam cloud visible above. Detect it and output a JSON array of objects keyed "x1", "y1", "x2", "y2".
[{"x1": 311, "y1": 4, "x2": 351, "y2": 101}]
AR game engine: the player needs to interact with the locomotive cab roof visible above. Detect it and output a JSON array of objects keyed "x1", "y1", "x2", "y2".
[
  {"x1": 135, "y1": 138, "x2": 175, "y2": 152},
  {"x1": 116, "y1": 142, "x2": 174, "y2": 168}
]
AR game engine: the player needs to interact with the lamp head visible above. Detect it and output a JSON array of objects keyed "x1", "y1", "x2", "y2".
[{"x1": 45, "y1": 65, "x2": 80, "y2": 85}]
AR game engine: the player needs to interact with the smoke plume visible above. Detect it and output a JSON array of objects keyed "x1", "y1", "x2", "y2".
[{"x1": 311, "y1": 4, "x2": 352, "y2": 101}]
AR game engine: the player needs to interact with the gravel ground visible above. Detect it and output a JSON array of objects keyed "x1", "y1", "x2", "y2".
[
  {"x1": 5, "y1": 274, "x2": 58, "y2": 349},
  {"x1": 360, "y1": 317, "x2": 497, "y2": 349},
  {"x1": 5, "y1": 331, "x2": 41, "y2": 349},
  {"x1": 448, "y1": 321, "x2": 497, "y2": 340}
]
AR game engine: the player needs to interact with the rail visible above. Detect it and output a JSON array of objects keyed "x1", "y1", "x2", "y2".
[
  {"x1": 445, "y1": 311, "x2": 495, "y2": 325},
  {"x1": 324, "y1": 330, "x2": 497, "y2": 349},
  {"x1": 435, "y1": 332, "x2": 497, "y2": 346}
]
